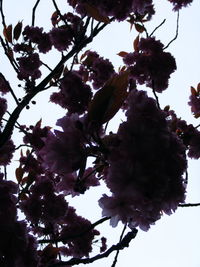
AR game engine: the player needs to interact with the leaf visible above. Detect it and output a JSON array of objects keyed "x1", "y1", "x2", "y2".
[
  {"x1": 19, "y1": 192, "x2": 29, "y2": 201},
  {"x1": 127, "y1": 16, "x2": 135, "y2": 31},
  {"x1": 51, "y1": 11, "x2": 59, "y2": 26},
  {"x1": 82, "y1": 70, "x2": 89, "y2": 83},
  {"x1": 191, "y1": 86, "x2": 197, "y2": 96},
  {"x1": 134, "y1": 23, "x2": 145, "y2": 33},
  {"x1": 87, "y1": 70, "x2": 129, "y2": 125},
  {"x1": 26, "y1": 149, "x2": 31, "y2": 156},
  {"x1": 80, "y1": 50, "x2": 90, "y2": 61},
  {"x1": 164, "y1": 105, "x2": 170, "y2": 111},
  {"x1": 15, "y1": 166, "x2": 24, "y2": 183},
  {"x1": 3, "y1": 24, "x2": 13, "y2": 43},
  {"x1": 69, "y1": 0, "x2": 77, "y2": 8},
  {"x1": 194, "y1": 113, "x2": 200, "y2": 118},
  {"x1": 197, "y1": 83, "x2": 200, "y2": 93},
  {"x1": 41, "y1": 245, "x2": 60, "y2": 260},
  {"x1": 118, "y1": 65, "x2": 126, "y2": 72},
  {"x1": 14, "y1": 21, "x2": 22, "y2": 41},
  {"x1": 35, "y1": 118, "x2": 42, "y2": 128},
  {"x1": 117, "y1": 51, "x2": 128, "y2": 58},
  {"x1": 133, "y1": 35, "x2": 140, "y2": 52},
  {"x1": 83, "y1": 3, "x2": 110, "y2": 23}
]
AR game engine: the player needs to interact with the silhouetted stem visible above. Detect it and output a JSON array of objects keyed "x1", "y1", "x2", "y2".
[{"x1": 48, "y1": 229, "x2": 138, "y2": 267}]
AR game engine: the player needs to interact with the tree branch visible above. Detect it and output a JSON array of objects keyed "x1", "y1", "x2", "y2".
[
  {"x1": 32, "y1": 0, "x2": 41, "y2": 26},
  {"x1": 178, "y1": 203, "x2": 200, "y2": 207},
  {"x1": 0, "y1": 20, "x2": 111, "y2": 148},
  {"x1": 48, "y1": 229, "x2": 138, "y2": 267},
  {"x1": 111, "y1": 224, "x2": 127, "y2": 267},
  {"x1": 150, "y1": 19, "x2": 166, "y2": 37},
  {"x1": 164, "y1": 11, "x2": 179, "y2": 50},
  {"x1": 0, "y1": 0, "x2": 6, "y2": 29}
]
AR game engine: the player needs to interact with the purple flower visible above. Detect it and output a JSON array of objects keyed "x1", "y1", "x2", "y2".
[
  {"x1": 166, "y1": 110, "x2": 200, "y2": 159},
  {"x1": 99, "y1": 90, "x2": 187, "y2": 230},
  {"x1": 124, "y1": 37, "x2": 176, "y2": 92},
  {"x1": 50, "y1": 27, "x2": 73, "y2": 51},
  {"x1": 64, "y1": 12, "x2": 84, "y2": 38},
  {"x1": 0, "y1": 175, "x2": 18, "y2": 225},
  {"x1": 17, "y1": 53, "x2": 42, "y2": 80},
  {"x1": 188, "y1": 86, "x2": 200, "y2": 117},
  {"x1": 81, "y1": 51, "x2": 115, "y2": 89},
  {"x1": 20, "y1": 176, "x2": 68, "y2": 224},
  {"x1": 50, "y1": 71, "x2": 92, "y2": 114},
  {"x1": 167, "y1": 0, "x2": 193, "y2": 10},
  {"x1": 0, "y1": 73, "x2": 11, "y2": 94},
  {"x1": 0, "y1": 97, "x2": 7, "y2": 121},
  {"x1": 39, "y1": 114, "x2": 85, "y2": 175},
  {"x1": 68, "y1": 0, "x2": 155, "y2": 21},
  {"x1": 0, "y1": 138, "x2": 15, "y2": 166},
  {"x1": 60, "y1": 207, "x2": 100, "y2": 257},
  {"x1": 23, "y1": 122, "x2": 49, "y2": 150},
  {"x1": 23, "y1": 25, "x2": 52, "y2": 53},
  {"x1": 57, "y1": 167, "x2": 100, "y2": 196}
]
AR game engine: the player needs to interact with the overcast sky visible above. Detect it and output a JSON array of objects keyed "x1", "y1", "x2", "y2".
[{"x1": 1, "y1": 0, "x2": 200, "y2": 266}]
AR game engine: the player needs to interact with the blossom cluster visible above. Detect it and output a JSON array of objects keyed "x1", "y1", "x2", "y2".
[
  {"x1": 99, "y1": 90, "x2": 187, "y2": 230},
  {"x1": 80, "y1": 50, "x2": 115, "y2": 89},
  {"x1": 0, "y1": 175, "x2": 38, "y2": 267},
  {"x1": 166, "y1": 109, "x2": 200, "y2": 159},
  {"x1": 123, "y1": 37, "x2": 177, "y2": 92},
  {"x1": 188, "y1": 85, "x2": 200, "y2": 118},
  {"x1": 50, "y1": 71, "x2": 92, "y2": 114},
  {"x1": 0, "y1": 73, "x2": 11, "y2": 94},
  {"x1": 67, "y1": 0, "x2": 155, "y2": 21},
  {"x1": 13, "y1": 12, "x2": 86, "y2": 87},
  {"x1": 167, "y1": 0, "x2": 193, "y2": 10}
]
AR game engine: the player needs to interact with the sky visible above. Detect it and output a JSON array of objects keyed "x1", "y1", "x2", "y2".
[{"x1": 1, "y1": 0, "x2": 200, "y2": 267}]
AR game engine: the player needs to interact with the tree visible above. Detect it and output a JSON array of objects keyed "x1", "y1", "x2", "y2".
[{"x1": 0, "y1": 0, "x2": 199, "y2": 266}]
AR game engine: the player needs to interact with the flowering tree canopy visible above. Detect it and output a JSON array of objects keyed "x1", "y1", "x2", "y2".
[{"x1": 0, "y1": 0, "x2": 199, "y2": 266}]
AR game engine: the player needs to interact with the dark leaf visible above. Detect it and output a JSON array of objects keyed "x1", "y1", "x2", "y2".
[
  {"x1": 87, "y1": 70, "x2": 129, "y2": 124},
  {"x1": 14, "y1": 21, "x2": 22, "y2": 41},
  {"x1": 3, "y1": 24, "x2": 13, "y2": 43}
]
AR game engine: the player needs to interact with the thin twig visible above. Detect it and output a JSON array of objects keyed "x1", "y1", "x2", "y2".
[
  {"x1": 141, "y1": 21, "x2": 149, "y2": 38},
  {"x1": 184, "y1": 169, "x2": 188, "y2": 185},
  {"x1": 41, "y1": 61, "x2": 53, "y2": 72},
  {"x1": 111, "y1": 224, "x2": 127, "y2": 267},
  {"x1": 152, "y1": 80, "x2": 161, "y2": 109},
  {"x1": 178, "y1": 203, "x2": 200, "y2": 207},
  {"x1": 4, "y1": 166, "x2": 7, "y2": 180},
  {"x1": 164, "y1": 11, "x2": 179, "y2": 50},
  {"x1": 32, "y1": 0, "x2": 41, "y2": 26},
  {"x1": 0, "y1": 0, "x2": 6, "y2": 28},
  {"x1": 15, "y1": 144, "x2": 33, "y2": 150},
  {"x1": 150, "y1": 19, "x2": 166, "y2": 37},
  {"x1": 0, "y1": 36, "x2": 19, "y2": 73},
  {"x1": 0, "y1": 19, "x2": 112, "y2": 148}
]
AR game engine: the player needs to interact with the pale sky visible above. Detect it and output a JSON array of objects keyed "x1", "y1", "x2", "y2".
[{"x1": 1, "y1": 1, "x2": 200, "y2": 267}]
